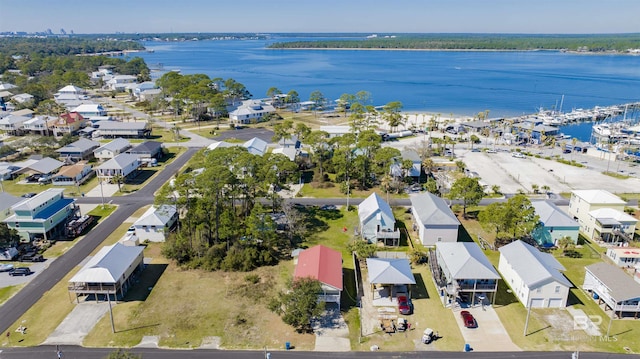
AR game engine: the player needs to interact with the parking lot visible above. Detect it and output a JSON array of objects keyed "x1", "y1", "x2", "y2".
[{"x1": 0, "y1": 259, "x2": 52, "y2": 288}]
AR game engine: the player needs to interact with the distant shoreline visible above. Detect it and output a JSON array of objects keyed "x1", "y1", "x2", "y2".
[{"x1": 267, "y1": 47, "x2": 638, "y2": 56}]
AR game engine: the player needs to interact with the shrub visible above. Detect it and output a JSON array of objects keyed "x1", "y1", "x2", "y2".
[{"x1": 563, "y1": 249, "x2": 583, "y2": 258}]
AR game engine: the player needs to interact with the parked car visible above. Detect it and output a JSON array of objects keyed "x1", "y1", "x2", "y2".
[
  {"x1": 19, "y1": 252, "x2": 44, "y2": 262},
  {"x1": 563, "y1": 149, "x2": 572, "y2": 154},
  {"x1": 9, "y1": 267, "x2": 32, "y2": 276},
  {"x1": 398, "y1": 294, "x2": 412, "y2": 315},
  {"x1": 486, "y1": 149, "x2": 497, "y2": 154},
  {"x1": 511, "y1": 152, "x2": 525, "y2": 158},
  {"x1": 460, "y1": 310, "x2": 477, "y2": 328}
]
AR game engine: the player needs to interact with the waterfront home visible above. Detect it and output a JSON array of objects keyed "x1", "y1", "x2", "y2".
[
  {"x1": 433, "y1": 242, "x2": 500, "y2": 307},
  {"x1": 56, "y1": 138, "x2": 101, "y2": 162},
  {"x1": 93, "y1": 138, "x2": 132, "y2": 162},
  {"x1": 410, "y1": 192, "x2": 460, "y2": 246},
  {"x1": 294, "y1": 245, "x2": 343, "y2": 309},
  {"x1": 68, "y1": 243, "x2": 145, "y2": 301},
  {"x1": 95, "y1": 121, "x2": 151, "y2": 138},
  {"x1": 583, "y1": 262, "x2": 640, "y2": 318},
  {"x1": 3, "y1": 188, "x2": 77, "y2": 241},
  {"x1": 358, "y1": 192, "x2": 399, "y2": 246},
  {"x1": 606, "y1": 247, "x2": 640, "y2": 268},
  {"x1": 95, "y1": 153, "x2": 141, "y2": 181},
  {"x1": 499, "y1": 240, "x2": 571, "y2": 308},
  {"x1": 52, "y1": 161, "x2": 93, "y2": 186},
  {"x1": 228, "y1": 100, "x2": 275, "y2": 124},
  {"x1": 531, "y1": 200, "x2": 580, "y2": 247},
  {"x1": 131, "y1": 205, "x2": 178, "y2": 242},
  {"x1": 49, "y1": 112, "x2": 87, "y2": 136}
]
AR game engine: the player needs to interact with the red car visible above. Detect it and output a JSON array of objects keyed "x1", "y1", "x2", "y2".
[
  {"x1": 398, "y1": 295, "x2": 412, "y2": 315},
  {"x1": 460, "y1": 311, "x2": 477, "y2": 328}
]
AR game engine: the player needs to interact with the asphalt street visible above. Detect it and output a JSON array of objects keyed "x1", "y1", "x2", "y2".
[{"x1": 0, "y1": 148, "x2": 199, "y2": 336}]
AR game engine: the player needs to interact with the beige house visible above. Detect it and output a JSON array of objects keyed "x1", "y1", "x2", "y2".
[
  {"x1": 49, "y1": 112, "x2": 87, "y2": 136},
  {"x1": 567, "y1": 190, "x2": 627, "y2": 240}
]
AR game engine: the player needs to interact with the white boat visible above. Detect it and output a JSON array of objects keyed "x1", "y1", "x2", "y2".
[{"x1": 593, "y1": 123, "x2": 612, "y2": 137}]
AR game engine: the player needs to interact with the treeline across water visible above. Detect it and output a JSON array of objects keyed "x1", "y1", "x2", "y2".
[{"x1": 269, "y1": 33, "x2": 640, "y2": 52}]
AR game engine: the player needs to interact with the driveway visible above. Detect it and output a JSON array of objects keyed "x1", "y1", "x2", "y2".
[
  {"x1": 213, "y1": 127, "x2": 274, "y2": 143},
  {"x1": 0, "y1": 260, "x2": 53, "y2": 289},
  {"x1": 43, "y1": 301, "x2": 111, "y2": 345},
  {"x1": 453, "y1": 305, "x2": 521, "y2": 352},
  {"x1": 312, "y1": 303, "x2": 350, "y2": 352}
]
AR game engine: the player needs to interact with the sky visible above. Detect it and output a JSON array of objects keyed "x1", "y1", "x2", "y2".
[{"x1": 1, "y1": 0, "x2": 639, "y2": 34}]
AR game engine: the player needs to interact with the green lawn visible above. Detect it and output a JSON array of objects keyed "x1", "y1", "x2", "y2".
[{"x1": 0, "y1": 284, "x2": 24, "y2": 306}]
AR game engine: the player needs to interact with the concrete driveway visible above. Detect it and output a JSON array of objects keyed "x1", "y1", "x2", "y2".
[
  {"x1": 453, "y1": 305, "x2": 521, "y2": 352},
  {"x1": 312, "y1": 304, "x2": 351, "y2": 352},
  {"x1": 43, "y1": 301, "x2": 111, "y2": 345}
]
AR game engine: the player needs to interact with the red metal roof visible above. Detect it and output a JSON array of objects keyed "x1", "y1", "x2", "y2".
[{"x1": 294, "y1": 245, "x2": 343, "y2": 291}]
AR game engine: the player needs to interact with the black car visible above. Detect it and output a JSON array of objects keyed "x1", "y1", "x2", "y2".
[
  {"x1": 19, "y1": 252, "x2": 44, "y2": 262},
  {"x1": 9, "y1": 267, "x2": 32, "y2": 276}
]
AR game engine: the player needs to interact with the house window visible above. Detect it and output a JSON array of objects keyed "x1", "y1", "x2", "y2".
[{"x1": 555, "y1": 286, "x2": 561, "y2": 293}]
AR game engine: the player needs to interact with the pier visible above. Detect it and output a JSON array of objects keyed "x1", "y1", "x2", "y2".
[{"x1": 512, "y1": 102, "x2": 640, "y2": 127}]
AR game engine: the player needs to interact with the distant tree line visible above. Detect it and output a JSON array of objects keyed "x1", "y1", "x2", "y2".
[{"x1": 269, "y1": 33, "x2": 640, "y2": 52}]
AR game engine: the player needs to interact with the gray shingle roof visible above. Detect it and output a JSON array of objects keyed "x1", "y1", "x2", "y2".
[
  {"x1": 96, "y1": 153, "x2": 140, "y2": 170},
  {"x1": 586, "y1": 262, "x2": 640, "y2": 302},
  {"x1": 499, "y1": 240, "x2": 572, "y2": 288},
  {"x1": 95, "y1": 138, "x2": 130, "y2": 153},
  {"x1": 410, "y1": 193, "x2": 460, "y2": 226}
]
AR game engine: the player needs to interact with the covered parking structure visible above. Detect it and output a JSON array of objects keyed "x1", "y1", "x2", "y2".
[{"x1": 366, "y1": 257, "x2": 416, "y2": 306}]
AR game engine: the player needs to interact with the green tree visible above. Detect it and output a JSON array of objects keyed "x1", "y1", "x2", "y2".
[
  {"x1": 337, "y1": 93, "x2": 355, "y2": 117},
  {"x1": 0, "y1": 223, "x2": 20, "y2": 247},
  {"x1": 111, "y1": 174, "x2": 125, "y2": 192},
  {"x1": 309, "y1": 90, "x2": 325, "y2": 114},
  {"x1": 557, "y1": 236, "x2": 574, "y2": 250},
  {"x1": 382, "y1": 101, "x2": 404, "y2": 132},
  {"x1": 491, "y1": 185, "x2": 501, "y2": 195},
  {"x1": 305, "y1": 130, "x2": 331, "y2": 180},
  {"x1": 448, "y1": 177, "x2": 484, "y2": 219},
  {"x1": 269, "y1": 277, "x2": 324, "y2": 333},
  {"x1": 478, "y1": 194, "x2": 539, "y2": 240}
]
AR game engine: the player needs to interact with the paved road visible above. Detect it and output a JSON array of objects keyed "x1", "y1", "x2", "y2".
[
  {"x1": 0, "y1": 346, "x2": 633, "y2": 359},
  {"x1": 0, "y1": 148, "x2": 199, "y2": 336}
]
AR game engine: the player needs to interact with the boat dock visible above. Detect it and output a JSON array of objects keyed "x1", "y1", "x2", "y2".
[{"x1": 512, "y1": 102, "x2": 640, "y2": 126}]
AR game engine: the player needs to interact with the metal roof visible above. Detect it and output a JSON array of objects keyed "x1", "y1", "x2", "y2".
[
  {"x1": 134, "y1": 205, "x2": 176, "y2": 227},
  {"x1": 96, "y1": 153, "x2": 140, "y2": 170},
  {"x1": 366, "y1": 258, "x2": 416, "y2": 285},
  {"x1": 499, "y1": 240, "x2": 572, "y2": 288},
  {"x1": 531, "y1": 200, "x2": 579, "y2": 228},
  {"x1": 572, "y1": 190, "x2": 626, "y2": 205},
  {"x1": 358, "y1": 192, "x2": 394, "y2": 225},
  {"x1": 436, "y1": 242, "x2": 500, "y2": 280},
  {"x1": 294, "y1": 245, "x2": 343, "y2": 291},
  {"x1": 410, "y1": 193, "x2": 460, "y2": 226},
  {"x1": 69, "y1": 243, "x2": 144, "y2": 284}
]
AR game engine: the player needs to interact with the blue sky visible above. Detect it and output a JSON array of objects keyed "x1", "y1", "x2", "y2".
[{"x1": 2, "y1": 0, "x2": 639, "y2": 34}]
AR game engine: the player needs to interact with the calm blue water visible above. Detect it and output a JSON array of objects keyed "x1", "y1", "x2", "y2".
[{"x1": 136, "y1": 35, "x2": 640, "y2": 121}]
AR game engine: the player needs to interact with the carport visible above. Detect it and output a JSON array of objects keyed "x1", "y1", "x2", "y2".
[{"x1": 366, "y1": 258, "x2": 416, "y2": 306}]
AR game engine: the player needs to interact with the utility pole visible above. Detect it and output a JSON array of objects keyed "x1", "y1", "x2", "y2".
[
  {"x1": 99, "y1": 178, "x2": 105, "y2": 208},
  {"x1": 107, "y1": 293, "x2": 115, "y2": 333},
  {"x1": 523, "y1": 296, "x2": 532, "y2": 336}
]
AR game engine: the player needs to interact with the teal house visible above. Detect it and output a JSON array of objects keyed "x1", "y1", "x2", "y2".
[
  {"x1": 4, "y1": 188, "x2": 77, "y2": 241},
  {"x1": 531, "y1": 200, "x2": 579, "y2": 247}
]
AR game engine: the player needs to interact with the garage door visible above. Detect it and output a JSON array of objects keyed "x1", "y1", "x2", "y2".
[
  {"x1": 530, "y1": 298, "x2": 545, "y2": 308},
  {"x1": 548, "y1": 298, "x2": 563, "y2": 308}
]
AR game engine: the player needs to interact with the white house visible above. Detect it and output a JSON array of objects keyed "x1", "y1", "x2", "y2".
[
  {"x1": 23, "y1": 115, "x2": 55, "y2": 135},
  {"x1": 106, "y1": 75, "x2": 137, "y2": 91},
  {"x1": 357, "y1": 192, "x2": 399, "y2": 245},
  {"x1": 568, "y1": 190, "x2": 626, "y2": 235},
  {"x1": 68, "y1": 243, "x2": 145, "y2": 300},
  {"x1": 95, "y1": 153, "x2": 141, "y2": 181},
  {"x1": 606, "y1": 247, "x2": 640, "y2": 268},
  {"x1": 11, "y1": 93, "x2": 34, "y2": 104},
  {"x1": 229, "y1": 100, "x2": 275, "y2": 124},
  {"x1": 93, "y1": 138, "x2": 132, "y2": 162},
  {"x1": 242, "y1": 137, "x2": 268, "y2": 156},
  {"x1": 498, "y1": 240, "x2": 572, "y2": 308},
  {"x1": 585, "y1": 208, "x2": 637, "y2": 243},
  {"x1": 71, "y1": 103, "x2": 107, "y2": 118},
  {"x1": 132, "y1": 205, "x2": 178, "y2": 242},
  {"x1": 583, "y1": 262, "x2": 640, "y2": 317},
  {"x1": 410, "y1": 192, "x2": 460, "y2": 246},
  {"x1": 434, "y1": 242, "x2": 500, "y2": 306},
  {"x1": 0, "y1": 114, "x2": 29, "y2": 135},
  {"x1": 531, "y1": 200, "x2": 580, "y2": 247}
]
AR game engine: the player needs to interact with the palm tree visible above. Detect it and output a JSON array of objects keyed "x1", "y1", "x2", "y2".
[
  {"x1": 571, "y1": 137, "x2": 578, "y2": 161},
  {"x1": 380, "y1": 174, "x2": 393, "y2": 202},
  {"x1": 531, "y1": 184, "x2": 539, "y2": 194},
  {"x1": 172, "y1": 125, "x2": 180, "y2": 141},
  {"x1": 422, "y1": 157, "x2": 435, "y2": 177},
  {"x1": 112, "y1": 174, "x2": 125, "y2": 192},
  {"x1": 491, "y1": 185, "x2": 501, "y2": 195}
]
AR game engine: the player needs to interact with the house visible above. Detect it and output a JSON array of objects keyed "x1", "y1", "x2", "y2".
[
  {"x1": 131, "y1": 205, "x2": 178, "y2": 242},
  {"x1": 15, "y1": 157, "x2": 64, "y2": 177},
  {"x1": 531, "y1": 200, "x2": 580, "y2": 247},
  {"x1": 272, "y1": 147, "x2": 297, "y2": 161},
  {"x1": 68, "y1": 243, "x2": 145, "y2": 301},
  {"x1": 106, "y1": 75, "x2": 137, "y2": 91},
  {"x1": 206, "y1": 141, "x2": 233, "y2": 152},
  {"x1": 228, "y1": 100, "x2": 275, "y2": 124},
  {"x1": 0, "y1": 83, "x2": 17, "y2": 91},
  {"x1": 585, "y1": 208, "x2": 637, "y2": 243},
  {"x1": 3, "y1": 188, "x2": 77, "y2": 241},
  {"x1": 49, "y1": 112, "x2": 87, "y2": 136},
  {"x1": 400, "y1": 149, "x2": 422, "y2": 177},
  {"x1": 319, "y1": 125, "x2": 352, "y2": 138},
  {"x1": 294, "y1": 245, "x2": 343, "y2": 308},
  {"x1": 55, "y1": 85, "x2": 86, "y2": 97},
  {"x1": 410, "y1": 192, "x2": 460, "y2": 246},
  {"x1": 461, "y1": 120, "x2": 491, "y2": 133},
  {"x1": 433, "y1": 242, "x2": 500, "y2": 306},
  {"x1": 498, "y1": 240, "x2": 572, "y2": 308},
  {"x1": 242, "y1": 137, "x2": 268, "y2": 156},
  {"x1": 0, "y1": 114, "x2": 29, "y2": 135},
  {"x1": 568, "y1": 190, "x2": 626, "y2": 236},
  {"x1": 95, "y1": 153, "x2": 141, "y2": 181},
  {"x1": 70, "y1": 103, "x2": 107, "y2": 118},
  {"x1": 52, "y1": 161, "x2": 93, "y2": 186},
  {"x1": 93, "y1": 138, "x2": 131, "y2": 162},
  {"x1": 56, "y1": 138, "x2": 101, "y2": 161},
  {"x1": 606, "y1": 247, "x2": 640, "y2": 268},
  {"x1": 583, "y1": 262, "x2": 640, "y2": 318},
  {"x1": 366, "y1": 257, "x2": 416, "y2": 306},
  {"x1": 23, "y1": 115, "x2": 54, "y2": 135},
  {"x1": 10, "y1": 93, "x2": 34, "y2": 104},
  {"x1": 358, "y1": 192, "x2": 399, "y2": 246},
  {"x1": 126, "y1": 141, "x2": 163, "y2": 160},
  {"x1": 138, "y1": 88, "x2": 162, "y2": 102},
  {"x1": 278, "y1": 135, "x2": 300, "y2": 149},
  {"x1": 95, "y1": 121, "x2": 151, "y2": 138}
]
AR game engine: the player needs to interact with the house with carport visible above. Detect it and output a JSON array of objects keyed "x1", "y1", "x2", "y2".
[
  {"x1": 95, "y1": 153, "x2": 141, "y2": 182},
  {"x1": 531, "y1": 200, "x2": 580, "y2": 247},
  {"x1": 432, "y1": 242, "x2": 500, "y2": 307},
  {"x1": 127, "y1": 141, "x2": 163, "y2": 160},
  {"x1": 294, "y1": 245, "x2": 343, "y2": 309},
  {"x1": 68, "y1": 243, "x2": 145, "y2": 301},
  {"x1": 498, "y1": 240, "x2": 572, "y2": 308},
  {"x1": 3, "y1": 188, "x2": 77, "y2": 241},
  {"x1": 583, "y1": 262, "x2": 640, "y2": 318},
  {"x1": 358, "y1": 192, "x2": 399, "y2": 246},
  {"x1": 410, "y1": 192, "x2": 460, "y2": 246},
  {"x1": 366, "y1": 257, "x2": 416, "y2": 306},
  {"x1": 52, "y1": 161, "x2": 93, "y2": 186},
  {"x1": 15, "y1": 157, "x2": 64, "y2": 179},
  {"x1": 93, "y1": 138, "x2": 131, "y2": 162},
  {"x1": 131, "y1": 205, "x2": 178, "y2": 242},
  {"x1": 56, "y1": 138, "x2": 101, "y2": 162}
]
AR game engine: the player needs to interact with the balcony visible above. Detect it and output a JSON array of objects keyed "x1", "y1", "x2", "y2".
[
  {"x1": 68, "y1": 283, "x2": 120, "y2": 294},
  {"x1": 457, "y1": 282, "x2": 497, "y2": 291},
  {"x1": 376, "y1": 229, "x2": 400, "y2": 239}
]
